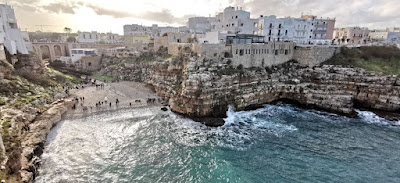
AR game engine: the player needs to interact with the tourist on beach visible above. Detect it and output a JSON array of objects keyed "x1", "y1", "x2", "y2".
[
  {"x1": 129, "y1": 103, "x2": 132, "y2": 107},
  {"x1": 109, "y1": 102, "x2": 112, "y2": 107},
  {"x1": 104, "y1": 97, "x2": 108, "y2": 103}
]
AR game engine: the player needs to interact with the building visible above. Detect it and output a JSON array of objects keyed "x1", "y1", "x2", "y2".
[
  {"x1": 70, "y1": 48, "x2": 98, "y2": 62},
  {"x1": 123, "y1": 24, "x2": 188, "y2": 38},
  {"x1": 386, "y1": 32, "x2": 400, "y2": 44},
  {"x1": 211, "y1": 6, "x2": 259, "y2": 35},
  {"x1": 333, "y1": 27, "x2": 370, "y2": 45},
  {"x1": 368, "y1": 30, "x2": 389, "y2": 42},
  {"x1": 198, "y1": 31, "x2": 235, "y2": 44},
  {"x1": 0, "y1": 4, "x2": 29, "y2": 55},
  {"x1": 187, "y1": 17, "x2": 216, "y2": 33},
  {"x1": 303, "y1": 15, "x2": 336, "y2": 44},
  {"x1": 77, "y1": 31, "x2": 120, "y2": 44}
]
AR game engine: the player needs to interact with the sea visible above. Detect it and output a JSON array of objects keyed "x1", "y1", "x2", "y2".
[{"x1": 36, "y1": 104, "x2": 400, "y2": 183}]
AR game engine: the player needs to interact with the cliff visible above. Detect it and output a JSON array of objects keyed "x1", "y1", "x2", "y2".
[
  {"x1": 0, "y1": 54, "x2": 81, "y2": 182},
  {"x1": 101, "y1": 53, "x2": 400, "y2": 126}
]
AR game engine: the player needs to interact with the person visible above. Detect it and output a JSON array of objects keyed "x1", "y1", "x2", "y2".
[
  {"x1": 109, "y1": 102, "x2": 112, "y2": 107},
  {"x1": 104, "y1": 96, "x2": 108, "y2": 104},
  {"x1": 129, "y1": 103, "x2": 132, "y2": 107}
]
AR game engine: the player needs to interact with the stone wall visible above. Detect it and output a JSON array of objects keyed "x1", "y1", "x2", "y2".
[
  {"x1": 153, "y1": 37, "x2": 168, "y2": 52},
  {"x1": 230, "y1": 42, "x2": 295, "y2": 68},
  {"x1": 293, "y1": 46, "x2": 341, "y2": 66}
]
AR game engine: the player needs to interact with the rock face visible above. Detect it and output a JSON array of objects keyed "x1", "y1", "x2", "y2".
[
  {"x1": 19, "y1": 99, "x2": 74, "y2": 183},
  {"x1": 100, "y1": 55, "x2": 400, "y2": 125}
]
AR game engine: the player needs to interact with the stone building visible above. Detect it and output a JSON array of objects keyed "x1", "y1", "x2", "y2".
[
  {"x1": 0, "y1": 4, "x2": 29, "y2": 55},
  {"x1": 226, "y1": 35, "x2": 295, "y2": 68},
  {"x1": 333, "y1": 27, "x2": 370, "y2": 45}
]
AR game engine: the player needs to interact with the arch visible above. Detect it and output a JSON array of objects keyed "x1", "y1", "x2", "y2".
[
  {"x1": 40, "y1": 45, "x2": 51, "y2": 60},
  {"x1": 54, "y1": 45, "x2": 62, "y2": 58}
]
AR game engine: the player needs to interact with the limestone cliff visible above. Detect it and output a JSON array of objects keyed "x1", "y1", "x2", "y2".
[{"x1": 101, "y1": 54, "x2": 400, "y2": 126}]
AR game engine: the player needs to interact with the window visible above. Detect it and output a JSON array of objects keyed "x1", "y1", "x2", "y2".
[
  {"x1": 236, "y1": 16, "x2": 238, "y2": 19},
  {"x1": 279, "y1": 24, "x2": 282, "y2": 28},
  {"x1": 275, "y1": 50, "x2": 278, "y2": 55},
  {"x1": 240, "y1": 23, "x2": 244, "y2": 27},
  {"x1": 236, "y1": 49, "x2": 238, "y2": 54},
  {"x1": 285, "y1": 50, "x2": 289, "y2": 55},
  {"x1": 239, "y1": 49, "x2": 244, "y2": 56},
  {"x1": 285, "y1": 30, "x2": 288, "y2": 35},
  {"x1": 71, "y1": 50, "x2": 77, "y2": 54},
  {"x1": 83, "y1": 34, "x2": 86, "y2": 38},
  {"x1": 78, "y1": 50, "x2": 83, "y2": 54}
]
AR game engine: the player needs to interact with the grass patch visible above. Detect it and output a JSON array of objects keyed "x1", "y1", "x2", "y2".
[
  {"x1": 324, "y1": 46, "x2": 400, "y2": 76},
  {"x1": 0, "y1": 97, "x2": 5, "y2": 105},
  {"x1": 92, "y1": 73, "x2": 116, "y2": 82},
  {"x1": 2, "y1": 121, "x2": 11, "y2": 134}
]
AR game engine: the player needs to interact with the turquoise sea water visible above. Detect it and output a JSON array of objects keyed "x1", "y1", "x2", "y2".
[{"x1": 36, "y1": 104, "x2": 400, "y2": 183}]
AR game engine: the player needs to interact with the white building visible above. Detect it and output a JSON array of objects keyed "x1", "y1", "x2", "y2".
[
  {"x1": 187, "y1": 17, "x2": 216, "y2": 33},
  {"x1": 70, "y1": 48, "x2": 97, "y2": 62},
  {"x1": 123, "y1": 24, "x2": 188, "y2": 37},
  {"x1": 211, "y1": 6, "x2": 258, "y2": 35},
  {"x1": 78, "y1": 31, "x2": 120, "y2": 44},
  {"x1": 0, "y1": 4, "x2": 29, "y2": 54}
]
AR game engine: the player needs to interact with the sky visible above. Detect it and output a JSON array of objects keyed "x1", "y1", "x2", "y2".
[{"x1": 5, "y1": 0, "x2": 400, "y2": 34}]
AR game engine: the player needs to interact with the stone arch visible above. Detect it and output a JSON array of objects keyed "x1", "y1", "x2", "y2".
[
  {"x1": 54, "y1": 45, "x2": 62, "y2": 58},
  {"x1": 40, "y1": 45, "x2": 51, "y2": 60}
]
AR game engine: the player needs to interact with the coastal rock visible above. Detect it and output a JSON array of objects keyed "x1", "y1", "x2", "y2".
[{"x1": 99, "y1": 56, "x2": 400, "y2": 125}]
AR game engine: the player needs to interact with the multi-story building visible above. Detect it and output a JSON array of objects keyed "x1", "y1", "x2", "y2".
[
  {"x1": 303, "y1": 15, "x2": 336, "y2": 43},
  {"x1": 187, "y1": 17, "x2": 216, "y2": 34},
  {"x1": 368, "y1": 30, "x2": 388, "y2": 42},
  {"x1": 77, "y1": 31, "x2": 101, "y2": 43},
  {"x1": 211, "y1": 6, "x2": 258, "y2": 35},
  {"x1": 77, "y1": 31, "x2": 120, "y2": 44},
  {"x1": 0, "y1": 4, "x2": 29, "y2": 54},
  {"x1": 124, "y1": 24, "x2": 189, "y2": 38},
  {"x1": 257, "y1": 16, "x2": 315, "y2": 44},
  {"x1": 333, "y1": 27, "x2": 370, "y2": 45}
]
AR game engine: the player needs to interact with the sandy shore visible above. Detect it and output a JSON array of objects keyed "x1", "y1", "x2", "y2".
[{"x1": 67, "y1": 81, "x2": 163, "y2": 116}]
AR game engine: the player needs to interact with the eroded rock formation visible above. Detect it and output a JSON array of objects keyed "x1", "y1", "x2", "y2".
[{"x1": 101, "y1": 54, "x2": 400, "y2": 126}]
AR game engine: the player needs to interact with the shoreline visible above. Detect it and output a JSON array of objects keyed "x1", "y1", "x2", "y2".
[{"x1": 18, "y1": 81, "x2": 164, "y2": 182}]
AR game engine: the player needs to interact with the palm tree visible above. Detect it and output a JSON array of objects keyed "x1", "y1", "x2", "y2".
[{"x1": 64, "y1": 27, "x2": 72, "y2": 36}]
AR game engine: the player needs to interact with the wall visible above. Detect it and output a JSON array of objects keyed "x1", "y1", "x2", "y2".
[
  {"x1": 293, "y1": 46, "x2": 341, "y2": 66},
  {"x1": 153, "y1": 36, "x2": 169, "y2": 52},
  {"x1": 230, "y1": 42, "x2": 295, "y2": 68}
]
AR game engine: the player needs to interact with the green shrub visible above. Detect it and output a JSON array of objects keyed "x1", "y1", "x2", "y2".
[{"x1": 0, "y1": 97, "x2": 5, "y2": 105}]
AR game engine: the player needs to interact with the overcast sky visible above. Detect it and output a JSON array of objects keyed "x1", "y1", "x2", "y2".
[{"x1": 5, "y1": 0, "x2": 400, "y2": 34}]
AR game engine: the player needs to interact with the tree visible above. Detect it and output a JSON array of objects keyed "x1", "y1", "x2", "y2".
[{"x1": 64, "y1": 27, "x2": 72, "y2": 36}]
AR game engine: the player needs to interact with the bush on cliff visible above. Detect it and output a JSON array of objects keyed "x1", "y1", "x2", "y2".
[{"x1": 324, "y1": 46, "x2": 400, "y2": 76}]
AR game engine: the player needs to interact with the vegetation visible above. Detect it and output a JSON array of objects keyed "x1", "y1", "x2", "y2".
[
  {"x1": 323, "y1": 46, "x2": 400, "y2": 76},
  {"x1": 92, "y1": 72, "x2": 116, "y2": 82},
  {"x1": 214, "y1": 65, "x2": 245, "y2": 76},
  {"x1": 0, "y1": 97, "x2": 5, "y2": 105}
]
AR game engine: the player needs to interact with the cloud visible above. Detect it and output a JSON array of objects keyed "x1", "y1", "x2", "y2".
[
  {"x1": 85, "y1": 4, "x2": 193, "y2": 24},
  {"x1": 41, "y1": 2, "x2": 78, "y2": 14}
]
